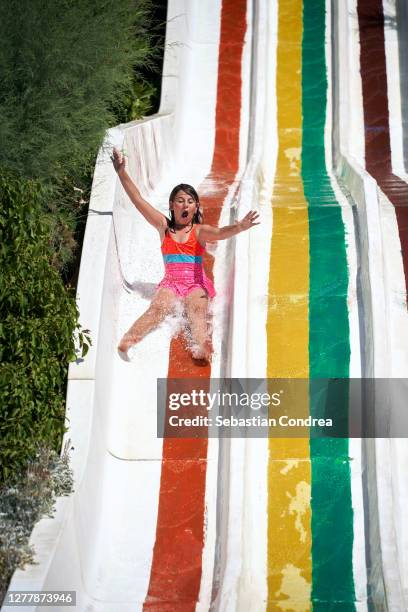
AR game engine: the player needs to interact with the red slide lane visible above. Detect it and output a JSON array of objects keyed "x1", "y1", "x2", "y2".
[
  {"x1": 143, "y1": 2, "x2": 247, "y2": 610},
  {"x1": 357, "y1": 0, "x2": 408, "y2": 302}
]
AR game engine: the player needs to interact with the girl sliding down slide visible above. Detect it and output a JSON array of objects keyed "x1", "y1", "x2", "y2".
[{"x1": 111, "y1": 147, "x2": 259, "y2": 363}]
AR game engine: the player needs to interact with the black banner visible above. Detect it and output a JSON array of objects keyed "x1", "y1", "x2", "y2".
[{"x1": 156, "y1": 378, "x2": 408, "y2": 438}]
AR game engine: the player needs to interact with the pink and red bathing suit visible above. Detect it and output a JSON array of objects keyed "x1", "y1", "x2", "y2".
[{"x1": 158, "y1": 225, "x2": 216, "y2": 298}]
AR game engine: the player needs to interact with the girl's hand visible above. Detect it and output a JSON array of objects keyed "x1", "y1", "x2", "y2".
[
  {"x1": 111, "y1": 147, "x2": 126, "y2": 174},
  {"x1": 238, "y1": 210, "x2": 260, "y2": 232}
]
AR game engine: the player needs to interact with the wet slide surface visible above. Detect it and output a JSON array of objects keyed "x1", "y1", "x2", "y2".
[
  {"x1": 144, "y1": 1, "x2": 247, "y2": 609},
  {"x1": 357, "y1": 0, "x2": 408, "y2": 299},
  {"x1": 267, "y1": 1, "x2": 355, "y2": 609},
  {"x1": 303, "y1": 3, "x2": 354, "y2": 609}
]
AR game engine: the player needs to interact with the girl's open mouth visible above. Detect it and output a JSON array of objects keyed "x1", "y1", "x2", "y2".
[{"x1": 181, "y1": 211, "x2": 189, "y2": 218}]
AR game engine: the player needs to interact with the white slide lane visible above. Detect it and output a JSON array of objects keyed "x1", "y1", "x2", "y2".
[{"x1": 3, "y1": 1, "x2": 256, "y2": 610}]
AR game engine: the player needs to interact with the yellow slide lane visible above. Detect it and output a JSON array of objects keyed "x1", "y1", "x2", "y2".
[{"x1": 267, "y1": 1, "x2": 312, "y2": 609}]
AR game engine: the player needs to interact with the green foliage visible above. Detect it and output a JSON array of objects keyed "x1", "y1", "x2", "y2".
[
  {"x1": 46, "y1": 157, "x2": 94, "y2": 276},
  {"x1": 0, "y1": 0, "x2": 159, "y2": 183},
  {"x1": 0, "y1": 174, "x2": 91, "y2": 482},
  {"x1": 0, "y1": 443, "x2": 74, "y2": 603},
  {"x1": 110, "y1": 78, "x2": 157, "y2": 124}
]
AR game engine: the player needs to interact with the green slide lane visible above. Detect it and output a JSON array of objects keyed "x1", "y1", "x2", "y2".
[{"x1": 302, "y1": 0, "x2": 356, "y2": 608}]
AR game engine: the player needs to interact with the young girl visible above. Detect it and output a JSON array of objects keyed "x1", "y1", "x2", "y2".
[{"x1": 111, "y1": 147, "x2": 259, "y2": 362}]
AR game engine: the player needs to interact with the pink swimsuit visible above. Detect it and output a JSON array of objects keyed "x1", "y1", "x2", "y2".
[{"x1": 158, "y1": 225, "x2": 216, "y2": 298}]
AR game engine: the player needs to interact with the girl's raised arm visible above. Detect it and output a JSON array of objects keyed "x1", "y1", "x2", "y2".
[
  {"x1": 197, "y1": 210, "x2": 260, "y2": 242},
  {"x1": 111, "y1": 147, "x2": 167, "y2": 232}
]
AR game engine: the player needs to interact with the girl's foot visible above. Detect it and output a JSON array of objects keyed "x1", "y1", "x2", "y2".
[
  {"x1": 191, "y1": 347, "x2": 209, "y2": 361},
  {"x1": 192, "y1": 356, "x2": 210, "y2": 367},
  {"x1": 117, "y1": 335, "x2": 135, "y2": 361},
  {"x1": 117, "y1": 347, "x2": 131, "y2": 362},
  {"x1": 191, "y1": 339, "x2": 212, "y2": 363}
]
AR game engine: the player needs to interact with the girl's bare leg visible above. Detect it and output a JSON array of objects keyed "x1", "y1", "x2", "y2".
[
  {"x1": 118, "y1": 288, "x2": 178, "y2": 353},
  {"x1": 184, "y1": 288, "x2": 212, "y2": 361}
]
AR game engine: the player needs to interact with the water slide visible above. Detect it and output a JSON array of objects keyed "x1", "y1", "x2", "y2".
[{"x1": 3, "y1": 1, "x2": 408, "y2": 610}]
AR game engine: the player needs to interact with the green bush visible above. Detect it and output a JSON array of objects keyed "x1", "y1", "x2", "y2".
[
  {"x1": 0, "y1": 174, "x2": 90, "y2": 482},
  {"x1": 46, "y1": 155, "x2": 95, "y2": 278},
  {"x1": 0, "y1": 0, "x2": 163, "y2": 279},
  {"x1": 0, "y1": 443, "x2": 74, "y2": 603},
  {"x1": 0, "y1": 0, "x2": 159, "y2": 184}
]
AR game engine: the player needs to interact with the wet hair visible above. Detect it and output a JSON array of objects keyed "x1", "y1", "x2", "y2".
[{"x1": 167, "y1": 183, "x2": 202, "y2": 231}]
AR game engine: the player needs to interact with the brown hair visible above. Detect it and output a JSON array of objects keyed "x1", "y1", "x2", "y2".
[{"x1": 167, "y1": 184, "x2": 202, "y2": 231}]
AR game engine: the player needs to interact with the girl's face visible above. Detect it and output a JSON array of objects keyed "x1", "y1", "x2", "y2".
[{"x1": 170, "y1": 190, "x2": 198, "y2": 226}]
